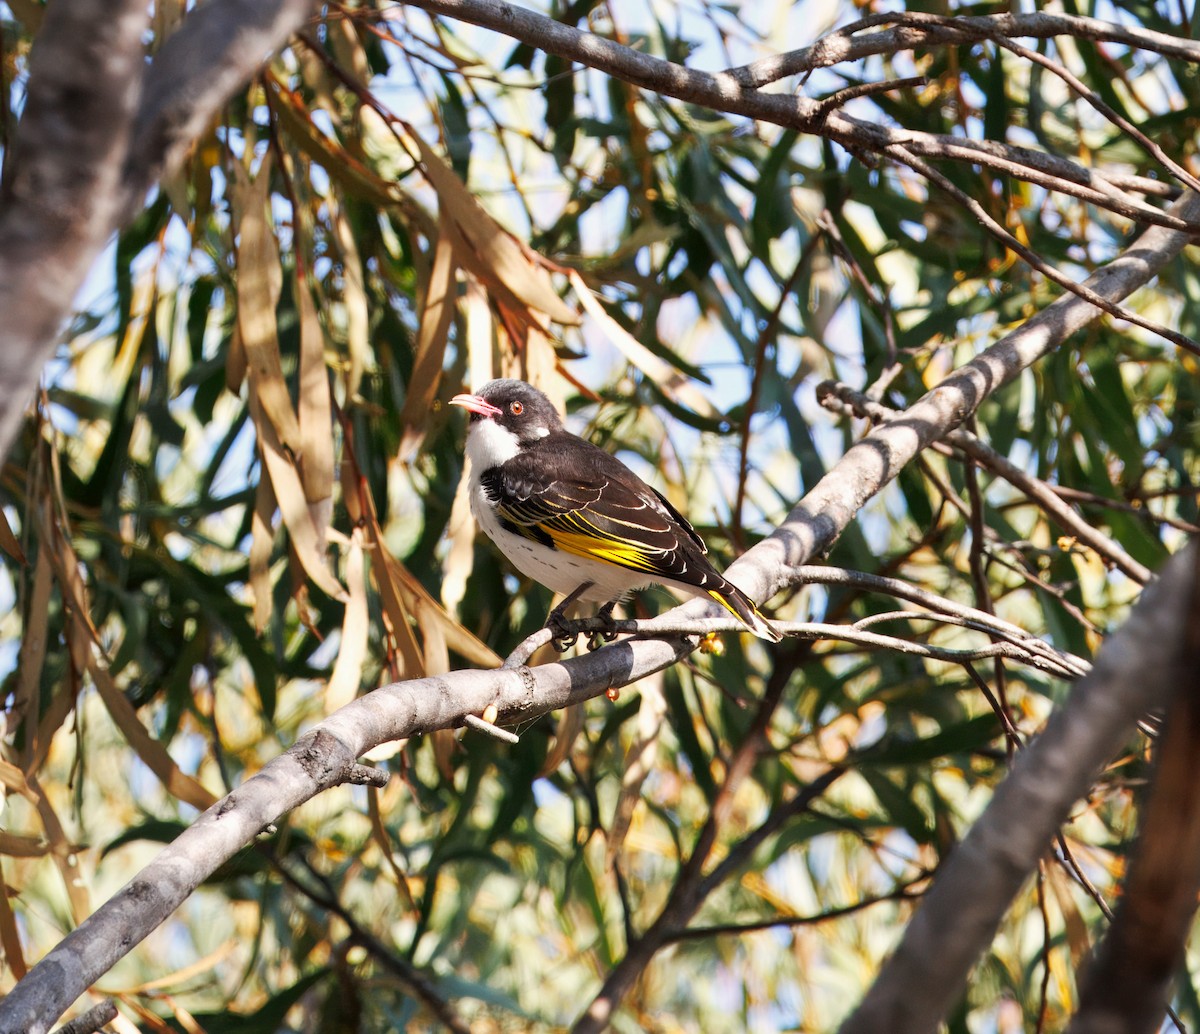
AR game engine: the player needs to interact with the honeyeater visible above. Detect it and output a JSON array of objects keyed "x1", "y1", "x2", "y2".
[{"x1": 449, "y1": 379, "x2": 781, "y2": 642}]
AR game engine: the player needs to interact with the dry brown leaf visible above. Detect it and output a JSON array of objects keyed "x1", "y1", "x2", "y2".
[
  {"x1": 431, "y1": 729, "x2": 457, "y2": 782},
  {"x1": 568, "y1": 270, "x2": 722, "y2": 421},
  {"x1": 439, "y1": 466, "x2": 476, "y2": 619},
  {"x1": 1048, "y1": 850, "x2": 1093, "y2": 969},
  {"x1": 0, "y1": 759, "x2": 38, "y2": 805},
  {"x1": 327, "y1": 15, "x2": 370, "y2": 80},
  {"x1": 250, "y1": 389, "x2": 347, "y2": 602},
  {"x1": 269, "y1": 79, "x2": 403, "y2": 210},
  {"x1": 438, "y1": 279, "x2": 495, "y2": 622},
  {"x1": 27, "y1": 667, "x2": 78, "y2": 777},
  {"x1": 250, "y1": 474, "x2": 276, "y2": 633},
  {"x1": 331, "y1": 202, "x2": 371, "y2": 401},
  {"x1": 295, "y1": 268, "x2": 334, "y2": 512},
  {"x1": 225, "y1": 324, "x2": 247, "y2": 396},
  {"x1": 391, "y1": 555, "x2": 500, "y2": 669},
  {"x1": 158, "y1": 996, "x2": 206, "y2": 1034},
  {"x1": 89, "y1": 659, "x2": 217, "y2": 812},
  {"x1": 398, "y1": 231, "x2": 457, "y2": 461},
  {"x1": 231, "y1": 157, "x2": 303, "y2": 451},
  {"x1": 0, "y1": 507, "x2": 25, "y2": 564},
  {"x1": 496, "y1": 299, "x2": 564, "y2": 411},
  {"x1": 0, "y1": 865, "x2": 27, "y2": 981},
  {"x1": 38, "y1": 505, "x2": 218, "y2": 812},
  {"x1": 88, "y1": 649, "x2": 208, "y2": 811},
  {"x1": 117, "y1": 996, "x2": 177, "y2": 1034},
  {"x1": 0, "y1": 832, "x2": 48, "y2": 857},
  {"x1": 367, "y1": 786, "x2": 417, "y2": 909},
  {"x1": 419, "y1": 588, "x2": 456, "y2": 780},
  {"x1": 342, "y1": 462, "x2": 423, "y2": 680},
  {"x1": 464, "y1": 275, "x2": 495, "y2": 389},
  {"x1": 29, "y1": 775, "x2": 91, "y2": 925},
  {"x1": 102, "y1": 942, "x2": 236, "y2": 995},
  {"x1": 538, "y1": 705, "x2": 585, "y2": 780},
  {"x1": 406, "y1": 128, "x2": 580, "y2": 327},
  {"x1": 325, "y1": 529, "x2": 368, "y2": 713},
  {"x1": 13, "y1": 543, "x2": 52, "y2": 734},
  {"x1": 22, "y1": 513, "x2": 85, "y2": 771},
  {"x1": 151, "y1": 0, "x2": 185, "y2": 45}
]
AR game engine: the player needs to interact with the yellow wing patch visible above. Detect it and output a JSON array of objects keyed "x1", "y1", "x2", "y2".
[
  {"x1": 707, "y1": 589, "x2": 744, "y2": 620},
  {"x1": 538, "y1": 512, "x2": 663, "y2": 575}
]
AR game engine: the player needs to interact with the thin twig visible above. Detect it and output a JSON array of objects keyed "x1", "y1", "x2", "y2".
[
  {"x1": 271, "y1": 854, "x2": 474, "y2": 1034},
  {"x1": 503, "y1": 613, "x2": 1081, "y2": 679},
  {"x1": 817, "y1": 380, "x2": 1155, "y2": 584},
  {"x1": 885, "y1": 144, "x2": 1200, "y2": 357},
  {"x1": 462, "y1": 713, "x2": 520, "y2": 743},
  {"x1": 725, "y1": 11, "x2": 1200, "y2": 88},
  {"x1": 733, "y1": 238, "x2": 820, "y2": 549},
  {"x1": 814, "y1": 75, "x2": 927, "y2": 122},
  {"x1": 400, "y1": 0, "x2": 1200, "y2": 238},
  {"x1": 664, "y1": 883, "x2": 925, "y2": 943},
  {"x1": 51, "y1": 1002, "x2": 118, "y2": 1034}
]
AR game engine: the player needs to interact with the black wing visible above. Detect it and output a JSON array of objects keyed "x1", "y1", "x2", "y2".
[{"x1": 479, "y1": 433, "x2": 722, "y2": 588}]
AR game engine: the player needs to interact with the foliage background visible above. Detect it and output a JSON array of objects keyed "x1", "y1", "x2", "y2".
[{"x1": 1, "y1": 0, "x2": 1198, "y2": 1030}]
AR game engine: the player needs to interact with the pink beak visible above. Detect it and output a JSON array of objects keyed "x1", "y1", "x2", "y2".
[{"x1": 449, "y1": 392, "x2": 503, "y2": 418}]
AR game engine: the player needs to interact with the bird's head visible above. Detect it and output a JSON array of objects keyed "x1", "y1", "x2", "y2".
[{"x1": 449, "y1": 379, "x2": 564, "y2": 468}]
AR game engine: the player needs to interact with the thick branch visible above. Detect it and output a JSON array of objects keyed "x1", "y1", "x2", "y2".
[
  {"x1": 120, "y1": 0, "x2": 320, "y2": 219},
  {"x1": 838, "y1": 544, "x2": 1197, "y2": 1034},
  {"x1": 0, "y1": 638, "x2": 691, "y2": 1034},
  {"x1": 728, "y1": 11, "x2": 1200, "y2": 88},
  {"x1": 0, "y1": 0, "x2": 323, "y2": 464},
  {"x1": 403, "y1": 0, "x2": 1200, "y2": 240},
  {"x1": 0, "y1": 0, "x2": 148, "y2": 462},
  {"x1": 1067, "y1": 550, "x2": 1200, "y2": 1034},
  {"x1": 736, "y1": 189, "x2": 1200, "y2": 608}
]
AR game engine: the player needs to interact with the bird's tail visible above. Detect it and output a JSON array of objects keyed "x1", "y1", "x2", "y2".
[{"x1": 707, "y1": 581, "x2": 783, "y2": 643}]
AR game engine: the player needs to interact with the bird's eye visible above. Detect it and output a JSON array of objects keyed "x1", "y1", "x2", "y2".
[{"x1": 510, "y1": 401, "x2": 524, "y2": 416}]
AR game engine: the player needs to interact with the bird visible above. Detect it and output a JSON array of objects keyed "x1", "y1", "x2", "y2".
[{"x1": 449, "y1": 379, "x2": 782, "y2": 644}]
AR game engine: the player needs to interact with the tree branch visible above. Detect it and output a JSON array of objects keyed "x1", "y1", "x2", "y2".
[
  {"x1": 402, "y1": 0, "x2": 1200, "y2": 240},
  {"x1": 3, "y1": 94, "x2": 1192, "y2": 1028},
  {"x1": 49, "y1": 1001, "x2": 117, "y2": 1034},
  {"x1": 738, "y1": 188, "x2": 1200, "y2": 609},
  {"x1": 120, "y1": 0, "x2": 320, "y2": 219},
  {"x1": 0, "y1": 638, "x2": 691, "y2": 1034},
  {"x1": 662, "y1": 884, "x2": 926, "y2": 944},
  {"x1": 0, "y1": 0, "x2": 149, "y2": 462},
  {"x1": 838, "y1": 544, "x2": 1197, "y2": 1034},
  {"x1": 726, "y1": 11, "x2": 1200, "y2": 88},
  {"x1": 816, "y1": 380, "x2": 1155, "y2": 584},
  {"x1": 0, "y1": 0, "x2": 323, "y2": 465},
  {"x1": 1067, "y1": 549, "x2": 1200, "y2": 1034}
]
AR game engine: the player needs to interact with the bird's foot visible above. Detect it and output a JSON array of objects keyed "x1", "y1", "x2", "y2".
[
  {"x1": 548, "y1": 615, "x2": 580, "y2": 653},
  {"x1": 547, "y1": 582, "x2": 594, "y2": 652},
  {"x1": 586, "y1": 601, "x2": 620, "y2": 651}
]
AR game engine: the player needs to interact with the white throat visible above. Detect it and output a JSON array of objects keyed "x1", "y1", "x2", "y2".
[{"x1": 465, "y1": 418, "x2": 521, "y2": 471}]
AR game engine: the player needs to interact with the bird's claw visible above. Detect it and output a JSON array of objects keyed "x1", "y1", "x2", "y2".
[
  {"x1": 547, "y1": 610, "x2": 579, "y2": 652},
  {"x1": 585, "y1": 629, "x2": 619, "y2": 651},
  {"x1": 585, "y1": 605, "x2": 620, "y2": 650},
  {"x1": 552, "y1": 629, "x2": 580, "y2": 652}
]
